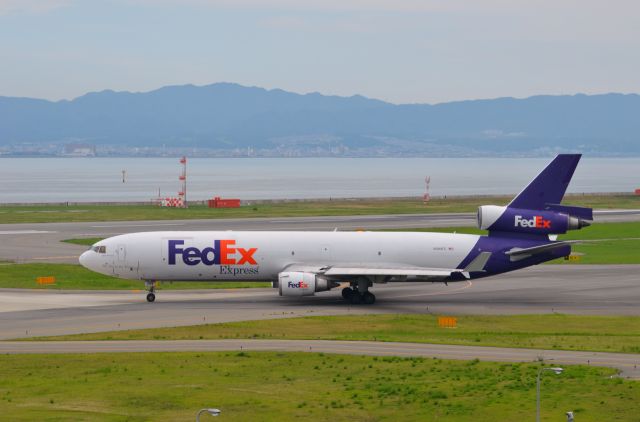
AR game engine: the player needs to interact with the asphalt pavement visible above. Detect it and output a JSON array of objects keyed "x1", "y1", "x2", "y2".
[
  {"x1": 1, "y1": 265, "x2": 638, "y2": 341},
  {"x1": 0, "y1": 211, "x2": 638, "y2": 373}
]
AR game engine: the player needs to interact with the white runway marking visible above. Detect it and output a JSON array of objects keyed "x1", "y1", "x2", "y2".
[
  {"x1": 0, "y1": 230, "x2": 54, "y2": 235},
  {"x1": 31, "y1": 255, "x2": 80, "y2": 261},
  {"x1": 269, "y1": 219, "x2": 336, "y2": 223},
  {"x1": 386, "y1": 280, "x2": 473, "y2": 299},
  {"x1": 91, "y1": 223, "x2": 185, "y2": 228},
  {"x1": 594, "y1": 209, "x2": 640, "y2": 214}
]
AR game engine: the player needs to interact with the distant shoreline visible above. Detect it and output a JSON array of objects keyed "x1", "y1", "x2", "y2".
[
  {"x1": 0, "y1": 192, "x2": 633, "y2": 207},
  {"x1": 2, "y1": 154, "x2": 640, "y2": 159}
]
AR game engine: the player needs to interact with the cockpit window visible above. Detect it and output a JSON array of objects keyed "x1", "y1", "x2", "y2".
[{"x1": 91, "y1": 245, "x2": 107, "y2": 253}]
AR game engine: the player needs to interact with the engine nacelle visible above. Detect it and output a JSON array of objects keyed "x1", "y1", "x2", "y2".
[
  {"x1": 477, "y1": 205, "x2": 590, "y2": 235},
  {"x1": 278, "y1": 272, "x2": 334, "y2": 297}
]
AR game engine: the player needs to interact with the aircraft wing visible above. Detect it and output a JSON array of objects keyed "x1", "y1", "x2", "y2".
[
  {"x1": 283, "y1": 252, "x2": 492, "y2": 281},
  {"x1": 324, "y1": 266, "x2": 452, "y2": 278}
]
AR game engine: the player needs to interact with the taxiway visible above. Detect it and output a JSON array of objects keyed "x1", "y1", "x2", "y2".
[{"x1": 0, "y1": 265, "x2": 638, "y2": 340}]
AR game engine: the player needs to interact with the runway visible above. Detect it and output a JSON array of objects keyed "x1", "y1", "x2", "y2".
[
  {"x1": 1, "y1": 209, "x2": 639, "y2": 263},
  {"x1": 1, "y1": 339, "x2": 638, "y2": 378},
  {"x1": 0, "y1": 265, "x2": 638, "y2": 340}
]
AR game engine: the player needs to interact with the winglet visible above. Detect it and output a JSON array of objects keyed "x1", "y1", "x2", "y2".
[{"x1": 463, "y1": 252, "x2": 492, "y2": 273}]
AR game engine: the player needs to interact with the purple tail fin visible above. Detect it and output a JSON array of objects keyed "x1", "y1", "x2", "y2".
[{"x1": 508, "y1": 154, "x2": 581, "y2": 211}]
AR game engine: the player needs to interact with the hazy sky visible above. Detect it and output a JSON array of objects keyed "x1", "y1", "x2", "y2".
[{"x1": 1, "y1": 0, "x2": 638, "y2": 104}]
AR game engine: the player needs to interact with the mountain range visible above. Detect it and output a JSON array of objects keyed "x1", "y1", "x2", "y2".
[{"x1": 1, "y1": 83, "x2": 638, "y2": 156}]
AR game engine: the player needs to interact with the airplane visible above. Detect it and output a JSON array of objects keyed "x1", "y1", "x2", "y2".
[{"x1": 79, "y1": 154, "x2": 592, "y2": 305}]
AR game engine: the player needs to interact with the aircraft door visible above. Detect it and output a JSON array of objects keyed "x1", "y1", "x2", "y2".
[
  {"x1": 116, "y1": 244, "x2": 126, "y2": 263},
  {"x1": 113, "y1": 244, "x2": 126, "y2": 276}
]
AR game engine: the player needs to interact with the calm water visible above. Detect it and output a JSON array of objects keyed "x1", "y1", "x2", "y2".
[{"x1": 0, "y1": 157, "x2": 638, "y2": 203}]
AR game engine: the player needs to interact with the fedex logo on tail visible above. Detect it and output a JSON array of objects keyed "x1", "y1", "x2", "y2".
[
  {"x1": 514, "y1": 215, "x2": 551, "y2": 229},
  {"x1": 168, "y1": 240, "x2": 257, "y2": 266}
]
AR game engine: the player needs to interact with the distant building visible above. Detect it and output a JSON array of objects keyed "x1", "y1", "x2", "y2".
[{"x1": 62, "y1": 143, "x2": 96, "y2": 157}]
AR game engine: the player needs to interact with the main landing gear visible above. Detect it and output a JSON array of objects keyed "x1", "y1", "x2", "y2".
[
  {"x1": 341, "y1": 278, "x2": 375, "y2": 305},
  {"x1": 145, "y1": 281, "x2": 156, "y2": 303}
]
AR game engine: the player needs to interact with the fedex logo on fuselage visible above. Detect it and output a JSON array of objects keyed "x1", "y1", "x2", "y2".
[
  {"x1": 514, "y1": 215, "x2": 551, "y2": 229},
  {"x1": 168, "y1": 240, "x2": 257, "y2": 266},
  {"x1": 288, "y1": 281, "x2": 309, "y2": 289}
]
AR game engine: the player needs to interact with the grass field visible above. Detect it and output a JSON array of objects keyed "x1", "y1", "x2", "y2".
[
  {"x1": 33, "y1": 314, "x2": 640, "y2": 354},
  {"x1": 0, "y1": 263, "x2": 270, "y2": 290},
  {"x1": 0, "y1": 351, "x2": 635, "y2": 421},
  {"x1": 1, "y1": 194, "x2": 638, "y2": 224},
  {"x1": 62, "y1": 237, "x2": 104, "y2": 246}
]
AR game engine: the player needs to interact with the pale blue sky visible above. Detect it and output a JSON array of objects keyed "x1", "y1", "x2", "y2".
[{"x1": 1, "y1": 0, "x2": 638, "y2": 104}]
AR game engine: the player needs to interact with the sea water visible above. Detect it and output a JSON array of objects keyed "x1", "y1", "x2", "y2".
[{"x1": 0, "y1": 157, "x2": 637, "y2": 203}]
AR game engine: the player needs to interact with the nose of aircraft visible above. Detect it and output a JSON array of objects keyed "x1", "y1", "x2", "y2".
[{"x1": 79, "y1": 250, "x2": 92, "y2": 269}]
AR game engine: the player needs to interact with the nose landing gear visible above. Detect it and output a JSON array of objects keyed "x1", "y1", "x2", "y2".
[{"x1": 145, "y1": 281, "x2": 156, "y2": 303}]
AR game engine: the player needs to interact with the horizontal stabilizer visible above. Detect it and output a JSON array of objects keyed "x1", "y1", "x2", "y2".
[
  {"x1": 505, "y1": 241, "x2": 577, "y2": 261},
  {"x1": 544, "y1": 204, "x2": 593, "y2": 221}
]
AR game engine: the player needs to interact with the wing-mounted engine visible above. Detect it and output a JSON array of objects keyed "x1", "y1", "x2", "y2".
[
  {"x1": 277, "y1": 271, "x2": 339, "y2": 296},
  {"x1": 477, "y1": 205, "x2": 591, "y2": 236}
]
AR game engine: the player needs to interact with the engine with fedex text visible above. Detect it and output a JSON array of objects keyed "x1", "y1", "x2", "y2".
[{"x1": 477, "y1": 205, "x2": 591, "y2": 236}]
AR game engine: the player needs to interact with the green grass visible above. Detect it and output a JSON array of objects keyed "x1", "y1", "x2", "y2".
[
  {"x1": 554, "y1": 221, "x2": 640, "y2": 265},
  {"x1": 0, "y1": 351, "x2": 635, "y2": 421},
  {"x1": 1, "y1": 194, "x2": 638, "y2": 224},
  {"x1": 62, "y1": 237, "x2": 104, "y2": 246},
  {"x1": 0, "y1": 263, "x2": 270, "y2": 290},
  {"x1": 34, "y1": 314, "x2": 640, "y2": 354}
]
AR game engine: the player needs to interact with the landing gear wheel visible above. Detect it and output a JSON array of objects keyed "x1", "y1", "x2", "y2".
[
  {"x1": 363, "y1": 292, "x2": 376, "y2": 305},
  {"x1": 341, "y1": 287, "x2": 354, "y2": 300},
  {"x1": 144, "y1": 280, "x2": 157, "y2": 303},
  {"x1": 349, "y1": 292, "x2": 363, "y2": 305}
]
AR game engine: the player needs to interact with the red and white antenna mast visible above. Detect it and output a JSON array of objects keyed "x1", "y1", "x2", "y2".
[
  {"x1": 178, "y1": 156, "x2": 187, "y2": 208},
  {"x1": 423, "y1": 176, "x2": 431, "y2": 205}
]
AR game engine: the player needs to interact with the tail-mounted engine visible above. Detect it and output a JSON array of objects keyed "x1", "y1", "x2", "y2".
[
  {"x1": 277, "y1": 272, "x2": 339, "y2": 296},
  {"x1": 477, "y1": 205, "x2": 592, "y2": 236}
]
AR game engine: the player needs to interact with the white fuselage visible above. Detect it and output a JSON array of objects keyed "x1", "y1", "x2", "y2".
[{"x1": 80, "y1": 231, "x2": 481, "y2": 282}]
